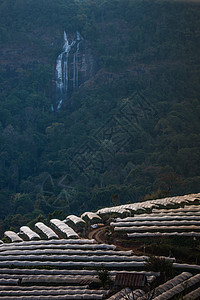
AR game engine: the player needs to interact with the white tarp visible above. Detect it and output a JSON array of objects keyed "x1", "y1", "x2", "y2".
[
  {"x1": 114, "y1": 225, "x2": 200, "y2": 232},
  {"x1": 96, "y1": 193, "x2": 200, "y2": 216},
  {"x1": 81, "y1": 212, "x2": 101, "y2": 221},
  {"x1": 111, "y1": 220, "x2": 200, "y2": 227},
  {"x1": 35, "y1": 223, "x2": 59, "y2": 240},
  {"x1": 20, "y1": 227, "x2": 40, "y2": 241},
  {"x1": 116, "y1": 215, "x2": 200, "y2": 222},
  {"x1": 50, "y1": 219, "x2": 79, "y2": 238},
  {"x1": 152, "y1": 274, "x2": 200, "y2": 300},
  {"x1": 0, "y1": 249, "x2": 133, "y2": 256},
  {"x1": 0, "y1": 243, "x2": 116, "y2": 252},
  {"x1": 66, "y1": 215, "x2": 86, "y2": 225},
  {"x1": 4, "y1": 231, "x2": 23, "y2": 243},
  {"x1": 128, "y1": 232, "x2": 200, "y2": 238}
]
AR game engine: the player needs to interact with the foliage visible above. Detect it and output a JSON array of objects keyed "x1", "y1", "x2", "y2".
[
  {"x1": 0, "y1": 0, "x2": 200, "y2": 233},
  {"x1": 96, "y1": 266, "x2": 111, "y2": 288},
  {"x1": 144, "y1": 256, "x2": 174, "y2": 283}
]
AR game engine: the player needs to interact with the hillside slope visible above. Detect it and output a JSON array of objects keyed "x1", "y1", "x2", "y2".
[{"x1": 0, "y1": 0, "x2": 200, "y2": 234}]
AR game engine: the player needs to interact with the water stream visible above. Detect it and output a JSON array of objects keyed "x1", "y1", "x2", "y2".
[{"x1": 55, "y1": 31, "x2": 82, "y2": 111}]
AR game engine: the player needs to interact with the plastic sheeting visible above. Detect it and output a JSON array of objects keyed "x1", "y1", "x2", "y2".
[
  {"x1": 0, "y1": 243, "x2": 116, "y2": 252},
  {"x1": 20, "y1": 274, "x2": 97, "y2": 284},
  {"x1": 0, "y1": 268, "x2": 160, "y2": 277},
  {"x1": 0, "y1": 274, "x2": 92, "y2": 280},
  {"x1": 0, "y1": 279, "x2": 20, "y2": 285},
  {"x1": 4, "y1": 231, "x2": 23, "y2": 243},
  {"x1": 96, "y1": 193, "x2": 200, "y2": 216},
  {"x1": 152, "y1": 205, "x2": 200, "y2": 214},
  {"x1": 50, "y1": 219, "x2": 79, "y2": 238},
  {"x1": 97, "y1": 207, "x2": 130, "y2": 216},
  {"x1": 116, "y1": 215, "x2": 200, "y2": 222},
  {"x1": 81, "y1": 212, "x2": 101, "y2": 221},
  {"x1": 0, "y1": 254, "x2": 149, "y2": 262},
  {"x1": 0, "y1": 260, "x2": 145, "y2": 268},
  {"x1": 0, "y1": 239, "x2": 96, "y2": 248},
  {"x1": 19, "y1": 227, "x2": 40, "y2": 241},
  {"x1": 0, "y1": 249, "x2": 132, "y2": 257},
  {"x1": 107, "y1": 288, "x2": 131, "y2": 300},
  {"x1": 111, "y1": 220, "x2": 200, "y2": 227},
  {"x1": 107, "y1": 288, "x2": 144, "y2": 300},
  {"x1": 128, "y1": 232, "x2": 200, "y2": 238},
  {"x1": 66, "y1": 215, "x2": 86, "y2": 225},
  {"x1": 0, "y1": 289, "x2": 108, "y2": 297},
  {"x1": 126, "y1": 289, "x2": 145, "y2": 299},
  {"x1": 173, "y1": 263, "x2": 200, "y2": 271},
  {"x1": 183, "y1": 287, "x2": 200, "y2": 300},
  {"x1": 152, "y1": 273, "x2": 200, "y2": 300},
  {"x1": 153, "y1": 272, "x2": 192, "y2": 298},
  {"x1": 138, "y1": 272, "x2": 192, "y2": 300},
  {"x1": 35, "y1": 223, "x2": 59, "y2": 240},
  {"x1": 114, "y1": 225, "x2": 200, "y2": 232},
  {"x1": 0, "y1": 295, "x2": 104, "y2": 299},
  {"x1": 0, "y1": 285, "x2": 89, "y2": 290}
]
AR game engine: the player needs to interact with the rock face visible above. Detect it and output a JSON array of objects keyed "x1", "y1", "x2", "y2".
[{"x1": 54, "y1": 31, "x2": 96, "y2": 110}]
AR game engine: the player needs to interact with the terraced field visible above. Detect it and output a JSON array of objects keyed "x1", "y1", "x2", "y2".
[{"x1": 0, "y1": 193, "x2": 200, "y2": 299}]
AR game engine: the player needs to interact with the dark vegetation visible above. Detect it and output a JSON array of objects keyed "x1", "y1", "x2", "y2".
[
  {"x1": 145, "y1": 256, "x2": 174, "y2": 283},
  {"x1": 0, "y1": 0, "x2": 200, "y2": 235},
  {"x1": 109, "y1": 231, "x2": 200, "y2": 265}
]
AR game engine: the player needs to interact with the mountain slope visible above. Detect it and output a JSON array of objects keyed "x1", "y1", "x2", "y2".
[{"x1": 0, "y1": 0, "x2": 200, "y2": 234}]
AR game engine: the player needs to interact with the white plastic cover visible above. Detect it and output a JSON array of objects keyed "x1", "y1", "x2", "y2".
[
  {"x1": 128, "y1": 232, "x2": 200, "y2": 238},
  {"x1": 35, "y1": 222, "x2": 59, "y2": 239},
  {"x1": 50, "y1": 219, "x2": 79, "y2": 238},
  {"x1": 112, "y1": 220, "x2": 200, "y2": 227},
  {"x1": 66, "y1": 215, "x2": 86, "y2": 225},
  {"x1": 152, "y1": 274, "x2": 200, "y2": 300},
  {"x1": 4, "y1": 231, "x2": 23, "y2": 243},
  {"x1": 0, "y1": 249, "x2": 132, "y2": 256},
  {"x1": 114, "y1": 225, "x2": 200, "y2": 232},
  {"x1": 0, "y1": 260, "x2": 145, "y2": 268},
  {"x1": 81, "y1": 212, "x2": 101, "y2": 221},
  {"x1": 96, "y1": 193, "x2": 200, "y2": 216},
  {"x1": 20, "y1": 226, "x2": 40, "y2": 241}
]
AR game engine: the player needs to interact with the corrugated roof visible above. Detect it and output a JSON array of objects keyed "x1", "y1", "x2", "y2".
[{"x1": 114, "y1": 272, "x2": 146, "y2": 287}]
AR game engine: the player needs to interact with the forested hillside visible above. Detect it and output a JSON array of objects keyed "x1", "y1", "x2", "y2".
[{"x1": 0, "y1": 0, "x2": 200, "y2": 235}]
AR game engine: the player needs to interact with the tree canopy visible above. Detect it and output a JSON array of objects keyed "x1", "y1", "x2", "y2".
[{"x1": 0, "y1": 0, "x2": 200, "y2": 235}]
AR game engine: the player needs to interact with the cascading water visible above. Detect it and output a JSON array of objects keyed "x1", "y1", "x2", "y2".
[{"x1": 55, "y1": 31, "x2": 82, "y2": 111}]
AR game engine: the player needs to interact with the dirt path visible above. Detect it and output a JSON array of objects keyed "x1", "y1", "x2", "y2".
[
  {"x1": 88, "y1": 226, "x2": 144, "y2": 255},
  {"x1": 88, "y1": 226, "x2": 109, "y2": 243}
]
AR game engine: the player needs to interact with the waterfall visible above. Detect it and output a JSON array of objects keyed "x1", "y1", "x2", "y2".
[
  {"x1": 75, "y1": 31, "x2": 81, "y2": 88},
  {"x1": 55, "y1": 31, "x2": 83, "y2": 111}
]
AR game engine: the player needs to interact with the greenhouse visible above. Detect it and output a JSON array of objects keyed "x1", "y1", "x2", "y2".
[
  {"x1": 0, "y1": 249, "x2": 133, "y2": 257},
  {"x1": 81, "y1": 212, "x2": 102, "y2": 223},
  {"x1": 107, "y1": 288, "x2": 144, "y2": 300},
  {"x1": 19, "y1": 227, "x2": 40, "y2": 241},
  {"x1": 4, "y1": 231, "x2": 23, "y2": 243},
  {"x1": 50, "y1": 219, "x2": 79, "y2": 238},
  {"x1": 0, "y1": 242, "x2": 116, "y2": 252},
  {"x1": 35, "y1": 222, "x2": 59, "y2": 240},
  {"x1": 114, "y1": 225, "x2": 200, "y2": 232},
  {"x1": 128, "y1": 232, "x2": 200, "y2": 238},
  {"x1": 183, "y1": 287, "x2": 200, "y2": 300},
  {"x1": 116, "y1": 214, "x2": 200, "y2": 222},
  {"x1": 111, "y1": 220, "x2": 200, "y2": 227},
  {"x1": 96, "y1": 193, "x2": 200, "y2": 216},
  {"x1": 66, "y1": 215, "x2": 86, "y2": 225},
  {"x1": 151, "y1": 273, "x2": 200, "y2": 300}
]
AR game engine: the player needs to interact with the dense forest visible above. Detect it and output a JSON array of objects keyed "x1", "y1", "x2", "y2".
[{"x1": 0, "y1": 0, "x2": 200, "y2": 235}]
